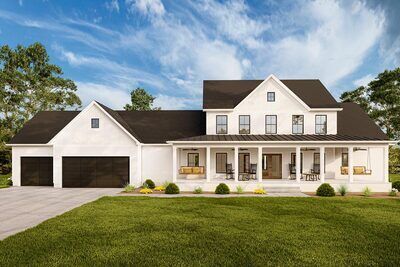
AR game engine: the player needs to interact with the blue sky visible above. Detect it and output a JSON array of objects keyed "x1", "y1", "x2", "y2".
[{"x1": 0, "y1": 0, "x2": 399, "y2": 109}]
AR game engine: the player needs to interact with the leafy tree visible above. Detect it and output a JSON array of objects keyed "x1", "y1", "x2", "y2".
[
  {"x1": 0, "y1": 42, "x2": 81, "y2": 172},
  {"x1": 340, "y1": 68, "x2": 400, "y2": 140},
  {"x1": 124, "y1": 88, "x2": 160, "y2": 111}
]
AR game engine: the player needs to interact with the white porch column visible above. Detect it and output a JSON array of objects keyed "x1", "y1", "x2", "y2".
[
  {"x1": 257, "y1": 146, "x2": 263, "y2": 182},
  {"x1": 348, "y1": 146, "x2": 354, "y2": 183},
  {"x1": 135, "y1": 144, "x2": 142, "y2": 186},
  {"x1": 206, "y1": 146, "x2": 211, "y2": 182},
  {"x1": 320, "y1": 146, "x2": 325, "y2": 183},
  {"x1": 383, "y1": 145, "x2": 389, "y2": 182},
  {"x1": 296, "y1": 146, "x2": 301, "y2": 183},
  {"x1": 172, "y1": 146, "x2": 177, "y2": 183},
  {"x1": 234, "y1": 147, "x2": 239, "y2": 182}
]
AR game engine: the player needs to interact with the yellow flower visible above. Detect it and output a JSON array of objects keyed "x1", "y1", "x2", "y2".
[
  {"x1": 154, "y1": 186, "x2": 165, "y2": 191},
  {"x1": 254, "y1": 188, "x2": 266, "y2": 194},
  {"x1": 140, "y1": 188, "x2": 153, "y2": 194}
]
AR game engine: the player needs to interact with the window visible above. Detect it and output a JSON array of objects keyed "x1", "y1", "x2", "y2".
[
  {"x1": 239, "y1": 115, "x2": 250, "y2": 134},
  {"x1": 290, "y1": 153, "x2": 303, "y2": 173},
  {"x1": 315, "y1": 115, "x2": 327, "y2": 134},
  {"x1": 216, "y1": 153, "x2": 227, "y2": 173},
  {"x1": 216, "y1": 115, "x2": 227, "y2": 134},
  {"x1": 342, "y1": 153, "x2": 348, "y2": 167},
  {"x1": 265, "y1": 115, "x2": 277, "y2": 134},
  {"x1": 187, "y1": 153, "x2": 199, "y2": 167},
  {"x1": 267, "y1": 92, "x2": 275, "y2": 102},
  {"x1": 314, "y1": 153, "x2": 326, "y2": 173},
  {"x1": 292, "y1": 115, "x2": 304, "y2": 134},
  {"x1": 91, "y1": 118, "x2": 99, "y2": 128}
]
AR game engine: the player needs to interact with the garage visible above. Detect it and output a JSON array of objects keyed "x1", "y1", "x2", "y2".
[
  {"x1": 62, "y1": 157, "x2": 129, "y2": 188},
  {"x1": 21, "y1": 157, "x2": 53, "y2": 186}
]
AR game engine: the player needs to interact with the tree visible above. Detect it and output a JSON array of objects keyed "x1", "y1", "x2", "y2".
[
  {"x1": 340, "y1": 68, "x2": 400, "y2": 140},
  {"x1": 124, "y1": 87, "x2": 160, "y2": 111},
  {"x1": 0, "y1": 42, "x2": 81, "y2": 173}
]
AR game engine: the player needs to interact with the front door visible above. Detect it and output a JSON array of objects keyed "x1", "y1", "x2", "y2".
[{"x1": 262, "y1": 154, "x2": 282, "y2": 179}]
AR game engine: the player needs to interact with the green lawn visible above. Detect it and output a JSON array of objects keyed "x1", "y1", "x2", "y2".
[
  {"x1": 0, "y1": 173, "x2": 11, "y2": 188},
  {"x1": 390, "y1": 173, "x2": 400, "y2": 182},
  {"x1": 0, "y1": 197, "x2": 399, "y2": 266}
]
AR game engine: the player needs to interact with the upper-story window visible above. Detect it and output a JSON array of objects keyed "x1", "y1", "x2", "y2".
[
  {"x1": 216, "y1": 115, "x2": 227, "y2": 134},
  {"x1": 267, "y1": 92, "x2": 275, "y2": 102},
  {"x1": 91, "y1": 118, "x2": 99, "y2": 128},
  {"x1": 239, "y1": 115, "x2": 250, "y2": 134},
  {"x1": 315, "y1": 115, "x2": 327, "y2": 134},
  {"x1": 265, "y1": 115, "x2": 277, "y2": 134},
  {"x1": 292, "y1": 115, "x2": 304, "y2": 134}
]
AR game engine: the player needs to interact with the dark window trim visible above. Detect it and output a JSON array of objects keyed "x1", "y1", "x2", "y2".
[
  {"x1": 290, "y1": 152, "x2": 303, "y2": 173},
  {"x1": 239, "y1": 115, "x2": 251, "y2": 134},
  {"x1": 315, "y1": 115, "x2": 327, "y2": 135},
  {"x1": 265, "y1": 115, "x2": 277, "y2": 134},
  {"x1": 216, "y1": 153, "x2": 228, "y2": 173},
  {"x1": 216, "y1": 115, "x2": 228, "y2": 134},
  {"x1": 91, "y1": 118, "x2": 99, "y2": 128},
  {"x1": 187, "y1": 153, "x2": 199, "y2": 167},
  {"x1": 292, "y1": 115, "x2": 304, "y2": 134},
  {"x1": 341, "y1": 153, "x2": 348, "y2": 167},
  {"x1": 267, "y1": 92, "x2": 275, "y2": 102}
]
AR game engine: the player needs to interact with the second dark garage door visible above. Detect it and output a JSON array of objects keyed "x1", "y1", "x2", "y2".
[{"x1": 62, "y1": 157, "x2": 129, "y2": 188}]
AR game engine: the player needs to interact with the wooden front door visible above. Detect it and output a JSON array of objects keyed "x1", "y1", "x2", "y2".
[{"x1": 262, "y1": 154, "x2": 282, "y2": 179}]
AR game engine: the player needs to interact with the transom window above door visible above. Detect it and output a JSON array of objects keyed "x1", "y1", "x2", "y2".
[
  {"x1": 216, "y1": 115, "x2": 228, "y2": 134},
  {"x1": 239, "y1": 115, "x2": 250, "y2": 134}
]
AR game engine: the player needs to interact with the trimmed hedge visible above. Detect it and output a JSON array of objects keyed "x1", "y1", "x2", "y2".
[
  {"x1": 392, "y1": 181, "x2": 400, "y2": 191},
  {"x1": 144, "y1": 179, "x2": 155, "y2": 189},
  {"x1": 316, "y1": 183, "x2": 335, "y2": 197},
  {"x1": 165, "y1": 183, "x2": 180, "y2": 194},
  {"x1": 215, "y1": 183, "x2": 230, "y2": 194}
]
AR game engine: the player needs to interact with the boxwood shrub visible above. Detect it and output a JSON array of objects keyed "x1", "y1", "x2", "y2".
[
  {"x1": 144, "y1": 179, "x2": 155, "y2": 189},
  {"x1": 165, "y1": 183, "x2": 180, "y2": 194},
  {"x1": 316, "y1": 183, "x2": 335, "y2": 197},
  {"x1": 215, "y1": 183, "x2": 230, "y2": 194},
  {"x1": 392, "y1": 181, "x2": 400, "y2": 191}
]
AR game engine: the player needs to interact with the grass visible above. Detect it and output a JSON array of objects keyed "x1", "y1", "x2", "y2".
[
  {"x1": 390, "y1": 173, "x2": 400, "y2": 182},
  {"x1": 0, "y1": 197, "x2": 399, "y2": 266},
  {"x1": 0, "y1": 173, "x2": 11, "y2": 188}
]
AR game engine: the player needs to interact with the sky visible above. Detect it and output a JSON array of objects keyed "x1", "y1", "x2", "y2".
[{"x1": 0, "y1": 0, "x2": 399, "y2": 110}]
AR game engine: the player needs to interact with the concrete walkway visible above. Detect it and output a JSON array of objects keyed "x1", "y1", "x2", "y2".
[{"x1": 0, "y1": 187, "x2": 120, "y2": 240}]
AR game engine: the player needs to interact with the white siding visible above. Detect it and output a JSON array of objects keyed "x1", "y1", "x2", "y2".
[{"x1": 142, "y1": 146, "x2": 172, "y2": 186}]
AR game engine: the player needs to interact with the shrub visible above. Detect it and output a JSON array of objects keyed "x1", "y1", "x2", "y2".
[
  {"x1": 236, "y1": 185, "x2": 244, "y2": 194},
  {"x1": 389, "y1": 188, "x2": 398, "y2": 197},
  {"x1": 337, "y1": 185, "x2": 348, "y2": 196},
  {"x1": 215, "y1": 183, "x2": 230, "y2": 194},
  {"x1": 163, "y1": 181, "x2": 170, "y2": 188},
  {"x1": 139, "y1": 188, "x2": 153, "y2": 194},
  {"x1": 165, "y1": 183, "x2": 180, "y2": 194},
  {"x1": 392, "y1": 181, "x2": 400, "y2": 191},
  {"x1": 254, "y1": 188, "x2": 266, "y2": 194},
  {"x1": 144, "y1": 179, "x2": 155, "y2": 189},
  {"x1": 193, "y1": 187, "x2": 203, "y2": 194},
  {"x1": 123, "y1": 183, "x2": 135, "y2": 193},
  {"x1": 316, "y1": 183, "x2": 335, "y2": 197},
  {"x1": 154, "y1": 186, "x2": 165, "y2": 191},
  {"x1": 363, "y1": 186, "x2": 372, "y2": 197}
]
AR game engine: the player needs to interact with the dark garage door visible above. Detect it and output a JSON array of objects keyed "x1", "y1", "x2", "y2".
[
  {"x1": 21, "y1": 157, "x2": 53, "y2": 186},
  {"x1": 62, "y1": 157, "x2": 129, "y2": 188}
]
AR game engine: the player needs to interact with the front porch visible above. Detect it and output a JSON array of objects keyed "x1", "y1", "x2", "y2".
[{"x1": 172, "y1": 144, "x2": 390, "y2": 192}]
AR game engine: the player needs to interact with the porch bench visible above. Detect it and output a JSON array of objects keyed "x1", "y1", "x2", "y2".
[
  {"x1": 179, "y1": 166, "x2": 205, "y2": 175},
  {"x1": 341, "y1": 166, "x2": 372, "y2": 175}
]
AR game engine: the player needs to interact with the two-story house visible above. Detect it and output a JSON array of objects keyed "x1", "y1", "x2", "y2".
[{"x1": 8, "y1": 75, "x2": 394, "y2": 192}]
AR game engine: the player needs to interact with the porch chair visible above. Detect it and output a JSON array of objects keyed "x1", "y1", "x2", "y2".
[{"x1": 226, "y1": 164, "x2": 234, "y2": 180}]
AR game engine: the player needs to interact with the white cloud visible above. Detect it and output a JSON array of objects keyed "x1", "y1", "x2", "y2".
[
  {"x1": 126, "y1": 0, "x2": 165, "y2": 17},
  {"x1": 76, "y1": 82, "x2": 130, "y2": 109},
  {"x1": 153, "y1": 94, "x2": 200, "y2": 110},
  {"x1": 105, "y1": 0, "x2": 120, "y2": 13},
  {"x1": 353, "y1": 73, "x2": 375, "y2": 87}
]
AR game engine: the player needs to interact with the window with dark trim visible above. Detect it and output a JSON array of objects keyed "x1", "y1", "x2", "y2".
[
  {"x1": 216, "y1": 115, "x2": 228, "y2": 134},
  {"x1": 91, "y1": 118, "x2": 99, "y2": 128},
  {"x1": 292, "y1": 115, "x2": 304, "y2": 134},
  {"x1": 342, "y1": 153, "x2": 348, "y2": 167},
  {"x1": 267, "y1": 92, "x2": 275, "y2": 102},
  {"x1": 239, "y1": 115, "x2": 250, "y2": 134},
  {"x1": 265, "y1": 115, "x2": 277, "y2": 134},
  {"x1": 216, "y1": 153, "x2": 227, "y2": 173},
  {"x1": 290, "y1": 153, "x2": 303, "y2": 173},
  {"x1": 187, "y1": 153, "x2": 199, "y2": 167},
  {"x1": 314, "y1": 153, "x2": 326, "y2": 172},
  {"x1": 315, "y1": 115, "x2": 327, "y2": 134}
]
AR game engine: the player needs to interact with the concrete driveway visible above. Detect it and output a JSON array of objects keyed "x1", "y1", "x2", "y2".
[{"x1": 0, "y1": 187, "x2": 121, "y2": 240}]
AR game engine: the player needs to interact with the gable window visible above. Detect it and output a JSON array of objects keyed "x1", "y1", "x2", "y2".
[
  {"x1": 91, "y1": 118, "x2": 99, "y2": 128},
  {"x1": 216, "y1": 115, "x2": 228, "y2": 134},
  {"x1": 315, "y1": 115, "x2": 327, "y2": 134},
  {"x1": 216, "y1": 153, "x2": 227, "y2": 173},
  {"x1": 267, "y1": 92, "x2": 275, "y2": 102},
  {"x1": 187, "y1": 153, "x2": 199, "y2": 167},
  {"x1": 265, "y1": 115, "x2": 277, "y2": 134},
  {"x1": 239, "y1": 115, "x2": 250, "y2": 134},
  {"x1": 292, "y1": 115, "x2": 304, "y2": 134},
  {"x1": 342, "y1": 153, "x2": 348, "y2": 167}
]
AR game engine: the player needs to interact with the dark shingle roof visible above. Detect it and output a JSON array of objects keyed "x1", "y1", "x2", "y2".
[{"x1": 203, "y1": 79, "x2": 340, "y2": 109}]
